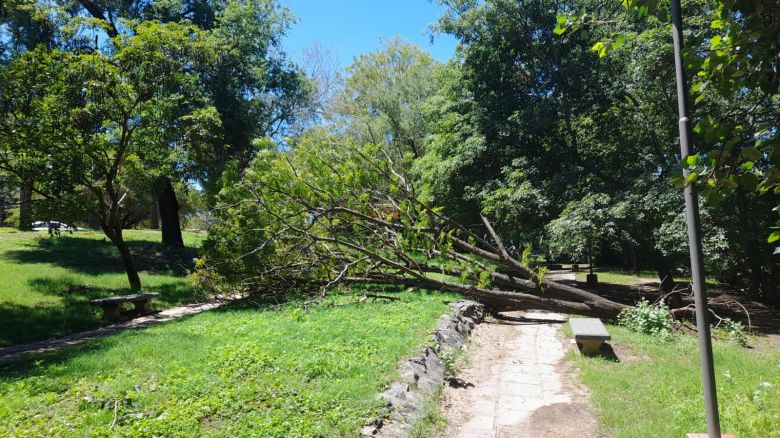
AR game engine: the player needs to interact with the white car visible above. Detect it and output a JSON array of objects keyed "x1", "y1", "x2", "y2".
[{"x1": 31, "y1": 221, "x2": 78, "y2": 231}]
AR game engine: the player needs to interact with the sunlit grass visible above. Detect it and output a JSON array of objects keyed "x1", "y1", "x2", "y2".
[
  {"x1": 0, "y1": 229, "x2": 205, "y2": 346},
  {"x1": 0, "y1": 291, "x2": 456, "y2": 437},
  {"x1": 567, "y1": 324, "x2": 780, "y2": 437},
  {"x1": 575, "y1": 267, "x2": 719, "y2": 287}
]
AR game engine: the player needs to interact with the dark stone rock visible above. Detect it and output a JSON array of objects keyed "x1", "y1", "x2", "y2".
[
  {"x1": 449, "y1": 300, "x2": 484, "y2": 322},
  {"x1": 434, "y1": 328, "x2": 464, "y2": 349}
]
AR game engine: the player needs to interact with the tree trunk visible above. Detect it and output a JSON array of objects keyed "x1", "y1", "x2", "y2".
[
  {"x1": 105, "y1": 227, "x2": 142, "y2": 290},
  {"x1": 157, "y1": 178, "x2": 183, "y2": 246},
  {"x1": 149, "y1": 197, "x2": 159, "y2": 230},
  {"x1": 116, "y1": 235, "x2": 142, "y2": 290},
  {"x1": 19, "y1": 182, "x2": 33, "y2": 230}
]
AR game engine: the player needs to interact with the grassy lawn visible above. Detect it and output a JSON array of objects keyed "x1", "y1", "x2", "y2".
[
  {"x1": 0, "y1": 291, "x2": 457, "y2": 437},
  {"x1": 575, "y1": 268, "x2": 719, "y2": 287},
  {"x1": 0, "y1": 229, "x2": 205, "y2": 347},
  {"x1": 567, "y1": 325, "x2": 780, "y2": 437},
  {"x1": 575, "y1": 269, "x2": 657, "y2": 285}
]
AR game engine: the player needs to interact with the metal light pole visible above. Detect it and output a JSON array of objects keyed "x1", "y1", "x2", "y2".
[{"x1": 670, "y1": 0, "x2": 722, "y2": 436}]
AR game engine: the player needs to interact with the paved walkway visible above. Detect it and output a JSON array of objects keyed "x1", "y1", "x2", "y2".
[
  {"x1": 442, "y1": 311, "x2": 601, "y2": 438},
  {"x1": 0, "y1": 299, "x2": 227, "y2": 364}
]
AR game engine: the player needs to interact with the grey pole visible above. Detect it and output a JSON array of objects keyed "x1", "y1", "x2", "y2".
[{"x1": 670, "y1": 0, "x2": 721, "y2": 436}]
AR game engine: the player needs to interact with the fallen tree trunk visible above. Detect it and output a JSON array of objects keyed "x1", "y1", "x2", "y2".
[{"x1": 201, "y1": 142, "x2": 633, "y2": 319}]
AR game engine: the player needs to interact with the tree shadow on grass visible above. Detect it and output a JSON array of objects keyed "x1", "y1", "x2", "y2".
[
  {"x1": 5, "y1": 235, "x2": 198, "y2": 276},
  {"x1": 0, "y1": 280, "x2": 201, "y2": 347}
]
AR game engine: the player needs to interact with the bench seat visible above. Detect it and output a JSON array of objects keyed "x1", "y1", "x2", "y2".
[
  {"x1": 569, "y1": 317, "x2": 610, "y2": 354},
  {"x1": 90, "y1": 293, "x2": 159, "y2": 320}
]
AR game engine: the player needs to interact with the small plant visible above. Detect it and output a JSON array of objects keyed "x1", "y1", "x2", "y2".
[
  {"x1": 410, "y1": 386, "x2": 446, "y2": 438},
  {"x1": 521, "y1": 245, "x2": 532, "y2": 267},
  {"x1": 535, "y1": 265, "x2": 548, "y2": 292},
  {"x1": 718, "y1": 318, "x2": 749, "y2": 347},
  {"x1": 439, "y1": 347, "x2": 468, "y2": 377},
  {"x1": 618, "y1": 298, "x2": 673, "y2": 341}
]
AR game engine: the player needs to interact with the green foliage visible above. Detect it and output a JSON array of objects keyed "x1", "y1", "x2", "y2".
[
  {"x1": 330, "y1": 39, "x2": 443, "y2": 161},
  {"x1": 439, "y1": 346, "x2": 469, "y2": 378},
  {"x1": 535, "y1": 265, "x2": 548, "y2": 292},
  {"x1": 547, "y1": 194, "x2": 621, "y2": 263},
  {"x1": 521, "y1": 245, "x2": 532, "y2": 267},
  {"x1": 0, "y1": 290, "x2": 455, "y2": 436},
  {"x1": 430, "y1": 0, "x2": 780, "y2": 304},
  {"x1": 618, "y1": 298, "x2": 673, "y2": 341},
  {"x1": 716, "y1": 318, "x2": 749, "y2": 348}
]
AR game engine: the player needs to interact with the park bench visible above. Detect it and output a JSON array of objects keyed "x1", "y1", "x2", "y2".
[
  {"x1": 569, "y1": 317, "x2": 610, "y2": 354},
  {"x1": 90, "y1": 293, "x2": 159, "y2": 321}
]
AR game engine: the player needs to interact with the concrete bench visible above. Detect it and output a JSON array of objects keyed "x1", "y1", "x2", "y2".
[
  {"x1": 90, "y1": 293, "x2": 159, "y2": 321},
  {"x1": 569, "y1": 317, "x2": 610, "y2": 354}
]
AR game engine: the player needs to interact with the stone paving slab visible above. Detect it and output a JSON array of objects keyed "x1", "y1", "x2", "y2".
[{"x1": 441, "y1": 311, "x2": 601, "y2": 438}]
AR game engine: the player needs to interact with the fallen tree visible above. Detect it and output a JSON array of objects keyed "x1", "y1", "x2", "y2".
[{"x1": 200, "y1": 138, "x2": 631, "y2": 318}]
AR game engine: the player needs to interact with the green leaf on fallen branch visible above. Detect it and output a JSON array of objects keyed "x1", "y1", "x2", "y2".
[
  {"x1": 683, "y1": 154, "x2": 701, "y2": 168},
  {"x1": 738, "y1": 173, "x2": 759, "y2": 191}
]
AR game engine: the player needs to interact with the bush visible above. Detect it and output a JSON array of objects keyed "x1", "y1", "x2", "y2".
[
  {"x1": 618, "y1": 298, "x2": 673, "y2": 341},
  {"x1": 717, "y1": 318, "x2": 749, "y2": 347}
]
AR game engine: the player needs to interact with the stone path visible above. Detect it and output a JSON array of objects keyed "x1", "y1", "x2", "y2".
[
  {"x1": 441, "y1": 311, "x2": 601, "y2": 438},
  {"x1": 0, "y1": 299, "x2": 227, "y2": 364}
]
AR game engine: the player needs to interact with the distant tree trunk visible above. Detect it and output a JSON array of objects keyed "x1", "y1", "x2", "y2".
[
  {"x1": 18, "y1": 182, "x2": 33, "y2": 230},
  {"x1": 157, "y1": 177, "x2": 184, "y2": 246},
  {"x1": 149, "y1": 197, "x2": 159, "y2": 230}
]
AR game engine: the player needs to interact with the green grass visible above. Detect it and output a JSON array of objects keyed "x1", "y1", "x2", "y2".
[
  {"x1": 0, "y1": 291, "x2": 457, "y2": 437},
  {"x1": 0, "y1": 229, "x2": 205, "y2": 347},
  {"x1": 575, "y1": 269, "x2": 656, "y2": 285},
  {"x1": 575, "y1": 267, "x2": 719, "y2": 287},
  {"x1": 567, "y1": 324, "x2": 780, "y2": 437}
]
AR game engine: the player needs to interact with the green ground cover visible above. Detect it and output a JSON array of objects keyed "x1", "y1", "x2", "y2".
[
  {"x1": 575, "y1": 269, "x2": 657, "y2": 285},
  {"x1": 567, "y1": 325, "x2": 780, "y2": 437},
  {"x1": 0, "y1": 229, "x2": 205, "y2": 347},
  {"x1": 574, "y1": 268, "x2": 719, "y2": 287},
  {"x1": 0, "y1": 291, "x2": 456, "y2": 437}
]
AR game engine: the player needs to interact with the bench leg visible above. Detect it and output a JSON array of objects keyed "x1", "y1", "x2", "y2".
[
  {"x1": 577, "y1": 340, "x2": 603, "y2": 355},
  {"x1": 133, "y1": 299, "x2": 152, "y2": 314},
  {"x1": 101, "y1": 303, "x2": 123, "y2": 321}
]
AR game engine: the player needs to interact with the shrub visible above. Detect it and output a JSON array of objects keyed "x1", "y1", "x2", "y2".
[
  {"x1": 618, "y1": 298, "x2": 673, "y2": 341},
  {"x1": 717, "y1": 318, "x2": 749, "y2": 347}
]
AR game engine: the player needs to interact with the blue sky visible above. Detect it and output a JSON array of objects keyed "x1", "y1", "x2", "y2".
[{"x1": 281, "y1": 0, "x2": 457, "y2": 68}]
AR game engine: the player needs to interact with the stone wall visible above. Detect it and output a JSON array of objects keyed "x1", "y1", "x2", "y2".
[{"x1": 362, "y1": 300, "x2": 485, "y2": 437}]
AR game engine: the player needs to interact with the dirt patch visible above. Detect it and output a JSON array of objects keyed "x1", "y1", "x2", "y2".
[{"x1": 512, "y1": 402, "x2": 601, "y2": 438}]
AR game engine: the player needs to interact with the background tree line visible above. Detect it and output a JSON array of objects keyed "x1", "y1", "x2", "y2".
[
  {"x1": 202, "y1": 0, "x2": 779, "y2": 308},
  {"x1": 2, "y1": 0, "x2": 778, "y2": 307}
]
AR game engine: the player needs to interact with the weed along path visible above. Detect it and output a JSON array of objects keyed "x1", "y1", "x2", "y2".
[{"x1": 441, "y1": 311, "x2": 601, "y2": 438}]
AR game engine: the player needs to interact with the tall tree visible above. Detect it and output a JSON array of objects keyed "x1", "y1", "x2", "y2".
[
  {"x1": 331, "y1": 39, "x2": 443, "y2": 159},
  {"x1": 0, "y1": 21, "x2": 220, "y2": 288},
  {"x1": 59, "y1": 0, "x2": 310, "y2": 243}
]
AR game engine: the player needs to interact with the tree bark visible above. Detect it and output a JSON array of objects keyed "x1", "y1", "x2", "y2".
[
  {"x1": 102, "y1": 222, "x2": 142, "y2": 290},
  {"x1": 157, "y1": 178, "x2": 184, "y2": 246},
  {"x1": 18, "y1": 182, "x2": 32, "y2": 230},
  {"x1": 149, "y1": 197, "x2": 159, "y2": 230},
  {"x1": 114, "y1": 231, "x2": 142, "y2": 290}
]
